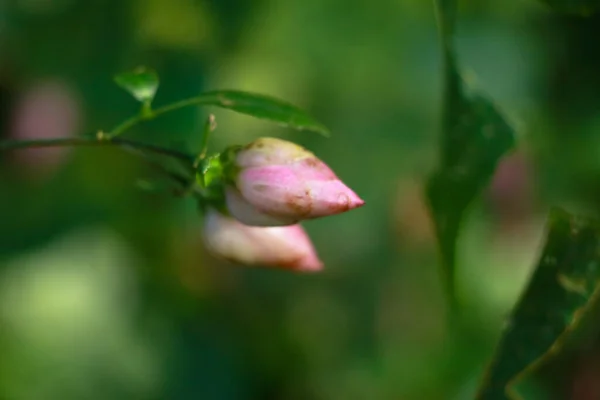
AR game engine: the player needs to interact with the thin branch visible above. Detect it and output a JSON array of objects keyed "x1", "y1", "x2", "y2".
[
  {"x1": 0, "y1": 136, "x2": 195, "y2": 163},
  {"x1": 112, "y1": 137, "x2": 195, "y2": 163},
  {"x1": 194, "y1": 114, "x2": 217, "y2": 168},
  {"x1": 151, "y1": 94, "x2": 221, "y2": 118},
  {"x1": 107, "y1": 115, "x2": 144, "y2": 138},
  {"x1": 104, "y1": 93, "x2": 221, "y2": 140}
]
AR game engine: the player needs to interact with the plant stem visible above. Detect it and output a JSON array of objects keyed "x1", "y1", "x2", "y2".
[
  {"x1": 0, "y1": 92, "x2": 229, "y2": 172},
  {"x1": 195, "y1": 114, "x2": 217, "y2": 168},
  {"x1": 0, "y1": 92, "x2": 231, "y2": 195},
  {"x1": 0, "y1": 136, "x2": 195, "y2": 163},
  {"x1": 107, "y1": 116, "x2": 144, "y2": 138},
  {"x1": 151, "y1": 93, "x2": 222, "y2": 118},
  {"x1": 105, "y1": 93, "x2": 222, "y2": 140}
]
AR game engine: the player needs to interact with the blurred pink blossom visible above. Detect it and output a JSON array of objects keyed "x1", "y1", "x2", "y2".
[
  {"x1": 9, "y1": 80, "x2": 81, "y2": 175},
  {"x1": 487, "y1": 151, "x2": 536, "y2": 233},
  {"x1": 202, "y1": 208, "x2": 323, "y2": 272}
]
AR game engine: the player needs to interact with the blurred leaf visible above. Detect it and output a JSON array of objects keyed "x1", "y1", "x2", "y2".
[
  {"x1": 159, "y1": 90, "x2": 330, "y2": 136},
  {"x1": 135, "y1": 179, "x2": 172, "y2": 194},
  {"x1": 476, "y1": 208, "x2": 600, "y2": 399},
  {"x1": 114, "y1": 67, "x2": 159, "y2": 105},
  {"x1": 540, "y1": 0, "x2": 600, "y2": 14},
  {"x1": 427, "y1": 0, "x2": 517, "y2": 308}
]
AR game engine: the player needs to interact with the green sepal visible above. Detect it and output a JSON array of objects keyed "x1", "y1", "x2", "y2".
[
  {"x1": 217, "y1": 145, "x2": 242, "y2": 184},
  {"x1": 195, "y1": 153, "x2": 228, "y2": 214}
]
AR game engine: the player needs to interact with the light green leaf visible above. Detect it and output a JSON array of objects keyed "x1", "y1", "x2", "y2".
[
  {"x1": 476, "y1": 208, "x2": 600, "y2": 399},
  {"x1": 114, "y1": 67, "x2": 159, "y2": 105},
  {"x1": 155, "y1": 90, "x2": 330, "y2": 136}
]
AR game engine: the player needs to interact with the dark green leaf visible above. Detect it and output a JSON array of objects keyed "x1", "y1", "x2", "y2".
[
  {"x1": 425, "y1": 52, "x2": 517, "y2": 307},
  {"x1": 428, "y1": 0, "x2": 517, "y2": 308},
  {"x1": 476, "y1": 208, "x2": 600, "y2": 400},
  {"x1": 540, "y1": 0, "x2": 600, "y2": 14},
  {"x1": 156, "y1": 90, "x2": 330, "y2": 136},
  {"x1": 114, "y1": 67, "x2": 159, "y2": 105}
]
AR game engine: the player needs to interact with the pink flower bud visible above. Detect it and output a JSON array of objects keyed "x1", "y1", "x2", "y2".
[
  {"x1": 224, "y1": 137, "x2": 364, "y2": 226},
  {"x1": 202, "y1": 208, "x2": 323, "y2": 272}
]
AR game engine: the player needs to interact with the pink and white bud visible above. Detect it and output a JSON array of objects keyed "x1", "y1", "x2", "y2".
[
  {"x1": 224, "y1": 137, "x2": 364, "y2": 226},
  {"x1": 202, "y1": 208, "x2": 323, "y2": 272}
]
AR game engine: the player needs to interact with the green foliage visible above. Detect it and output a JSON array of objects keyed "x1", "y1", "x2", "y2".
[
  {"x1": 427, "y1": 0, "x2": 517, "y2": 307},
  {"x1": 7, "y1": 1, "x2": 600, "y2": 399},
  {"x1": 476, "y1": 208, "x2": 600, "y2": 399},
  {"x1": 110, "y1": 69, "x2": 330, "y2": 138}
]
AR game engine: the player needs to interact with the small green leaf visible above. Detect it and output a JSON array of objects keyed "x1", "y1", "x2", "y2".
[
  {"x1": 114, "y1": 67, "x2": 159, "y2": 105},
  {"x1": 539, "y1": 0, "x2": 599, "y2": 14},
  {"x1": 425, "y1": 53, "x2": 517, "y2": 307},
  {"x1": 159, "y1": 90, "x2": 330, "y2": 136},
  {"x1": 476, "y1": 208, "x2": 600, "y2": 400},
  {"x1": 196, "y1": 154, "x2": 227, "y2": 212}
]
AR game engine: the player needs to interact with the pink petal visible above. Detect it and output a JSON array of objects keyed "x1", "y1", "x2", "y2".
[
  {"x1": 236, "y1": 165, "x2": 365, "y2": 220},
  {"x1": 236, "y1": 137, "x2": 315, "y2": 168},
  {"x1": 301, "y1": 178, "x2": 365, "y2": 217},
  {"x1": 202, "y1": 209, "x2": 323, "y2": 272},
  {"x1": 225, "y1": 186, "x2": 298, "y2": 227}
]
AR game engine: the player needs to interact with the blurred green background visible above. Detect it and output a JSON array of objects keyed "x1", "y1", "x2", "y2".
[{"x1": 1, "y1": 0, "x2": 599, "y2": 398}]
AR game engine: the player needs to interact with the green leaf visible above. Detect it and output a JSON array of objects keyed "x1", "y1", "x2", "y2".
[
  {"x1": 539, "y1": 0, "x2": 600, "y2": 14},
  {"x1": 155, "y1": 90, "x2": 330, "y2": 136},
  {"x1": 475, "y1": 208, "x2": 600, "y2": 400},
  {"x1": 114, "y1": 67, "x2": 159, "y2": 105},
  {"x1": 425, "y1": 59, "x2": 517, "y2": 307},
  {"x1": 428, "y1": 0, "x2": 516, "y2": 308}
]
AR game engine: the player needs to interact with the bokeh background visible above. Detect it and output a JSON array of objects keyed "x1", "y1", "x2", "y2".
[{"x1": 1, "y1": 0, "x2": 599, "y2": 398}]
